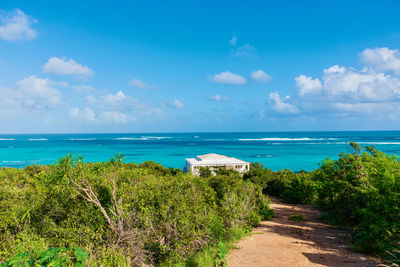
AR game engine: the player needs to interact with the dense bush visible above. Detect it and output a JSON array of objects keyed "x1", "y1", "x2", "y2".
[
  {"x1": 0, "y1": 155, "x2": 271, "y2": 266},
  {"x1": 244, "y1": 164, "x2": 316, "y2": 204},
  {"x1": 245, "y1": 143, "x2": 400, "y2": 263},
  {"x1": 314, "y1": 144, "x2": 400, "y2": 257},
  {"x1": 1, "y1": 247, "x2": 88, "y2": 267}
]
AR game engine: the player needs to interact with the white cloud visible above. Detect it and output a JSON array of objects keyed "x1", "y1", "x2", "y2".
[
  {"x1": 229, "y1": 35, "x2": 238, "y2": 46},
  {"x1": 228, "y1": 34, "x2": 257, "y2": 57},
  {"x1": 169, "y1": 99, "x2": 184, "y2": 109},
  {"x1": 323, "y1": 65, "x2": 400, "y2": 101},
  {"x1": 42, "y1": 57, "x2": 94, "y2": 79},
  {"x1": 101, "y1": 111, "x2": 133, "y2": 124},
  {"x1": 0, "y1": 76, "x2": 65, "y2": 115},
  {"x1": 251, "y1": 69, "x2": 271, "y2": 83},
  {"x1": 91, "y1": 90, "x2": 139, "y2": 112},
  {"x1": 233, "y1": 44, "x2": 257, "y2": 57},
  {"x1": 72, "y1": 85, "x2": 95, "y2": 94},
  {"x1": 268, "y1": 91, "x2": 299, "y2": 114},
  {"x1": 330, "y1": 102, "x2": 382, "y2": 114},
  {"x1": 295, "y1": 75, "x2": 322, "y2": 96},
  {"x1": 360, "y1": 47, "x2": 400, "y2": 75},
  {"x1": 287, "y1": 49, "x2": 400, "y2": 118},
  {"x1": 296, "y1": 65, "x2": 400, "y2": 102},
  {"x1": 16, "y1": 75, "x2": 64, "y2": 110},
  {"x1": 0, "y1": 9, "x2": 37, "y2": 41},
  {"x1": 70, "y1": 107, "x2": 96, "y2": 122},
  {"x1": 129, "y1": 78, "x2": 156, "y2": 90},
  {"x1": 70, "y1": 107, "x2": 134, "y2": 124},
  {"x1": 72, "y1": 90, "x2": 164, "y2": 125},
  {"x1": 209, "y1": 94, "x2": 230, "y2": 102},
  {"x1": 212, "y1": 71, "x2": 246, "y2": 85}
]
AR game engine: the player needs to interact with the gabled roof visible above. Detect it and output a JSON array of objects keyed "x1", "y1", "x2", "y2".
[{"x1": 185, "y1": 153, "x2": 249, "y2": 166}]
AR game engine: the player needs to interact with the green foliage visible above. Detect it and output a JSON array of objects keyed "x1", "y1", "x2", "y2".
[
  {"x1": 280, "y1": 171, "x2": 316, "y2": 204},
  {"x1": 244, "y1": 165, "x2": 316, "y2": 204},
  {"x1": 289, "y1": 213, "x2": 304, "y2": 222},
  {"x1": 199, "y1": 167, "x2": 212, "y2": 178},
  {"x1": 3, "y1": 143, "x2": 397, "y2": 264},
  {"x1": 314, "y1": 145, "x2": 400, "y2": 257},
  {"x1": 258, "y1": 198, "x2": 274, "y2": 220},
  {"x1": 214, "y1": 241, "x2": 227, "y2": 266},
  {"x1": 0, "y1": 156, "x2": 268, "y2": 266},
  {"x1": 243, "y1": 143, "x2": 400, "y2": 263},
  {"x1": 243, "y1": 162, "x2": 271, "y2": 189},
  {"x1": 214, "y1": 166, "x2": 240, "y2": 178},
  {"x1": 0, "y1": 247, "x2": 88, "y2": 267}
]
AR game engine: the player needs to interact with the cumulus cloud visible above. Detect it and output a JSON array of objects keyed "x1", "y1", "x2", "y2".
[
  {"x1": 71, "y1": 89, "x2": 167, "y2": 125},
  {"x1": 209, "y1": 94, "x2": 230, "y2": 102},
  {"x1": 360, "y1": 47, "x2": 400, "y2": 76},
  {"x1": 228, "y1": 34, "x2": 257, "y2": 57},
  {"x1": 295, "y1": 75, "x2": 322, "y2": 96},
  {"x1": 229, "y1": 35, "x2": 238, "y2": 46},
  {"x1": 70, "y1": 107, "x2": 134, "y2": 124},
  {"x1": 0, "y1": 76, "x2": 65, "y2": 114},
  {"x1": 268, "y1": 47, "x2": 400, "y2": 120},
  {"x1": 42, "y1": 57, "x2": 94, "y2": 79},
  {"x1": 251, "y1": 69, "x2": 271, "y2": 83},
  {"x1": 70, "y1": 107, "x2": 96, "y2": 122},
  {"x1": 318, "y1": 65, "x2": 399, "y2": 101},
  {"x1": 232, "y1": 44, "x2": 257, "y2": 57},
  {"x1": 129, "y1": 78, "x2": 156, "y2": 90},
  {"x1": 289, "y1": 49, "x2": 400, "y2": 117},
  {"x1": 0, "y1": 9, "x2": 37, "y2": 41},
  {"x1": 70, "y1": 90, "x2": 140, "y2": 124},
  {"x1": 268, "y1": 92, "x2": 300, "y2": 114},
  {"x1": 90, "y1": 90, "x2": 139, "y2": 112},
  {"x1": 169, "y1": 99, "x2": 184, "y2": 109},
  {"x1": 16, "y1": 75, "x2": 64, "y2": 110},
  {"x1": 212, "y1": 71, "x2": 246, "y2": 85},
  {"x1": 72, "y1": 85, "x2": 95, "y2": 94}
]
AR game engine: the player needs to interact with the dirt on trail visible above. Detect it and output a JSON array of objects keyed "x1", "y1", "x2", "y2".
[{"x1": 227, "y1": 198, "x2": 385, "y2": 267}]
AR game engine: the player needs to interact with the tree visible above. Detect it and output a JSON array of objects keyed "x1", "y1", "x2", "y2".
[{"x1": 62, "y1": 154, "x2": 125, "y2": 243}]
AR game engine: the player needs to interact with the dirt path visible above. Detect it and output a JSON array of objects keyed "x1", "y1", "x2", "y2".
[{"x1": 227, "y1": 199, "x2": 384, "y2": 267}]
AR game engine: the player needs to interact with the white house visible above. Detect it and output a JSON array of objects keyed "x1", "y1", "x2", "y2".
[{"x1": 184, "y1": 153, "x2": 250, "y2": 176}]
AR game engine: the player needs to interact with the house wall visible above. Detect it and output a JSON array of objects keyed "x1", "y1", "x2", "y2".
[{"x1": 187, "y1": 163, "x2": 250, "y2": 176}]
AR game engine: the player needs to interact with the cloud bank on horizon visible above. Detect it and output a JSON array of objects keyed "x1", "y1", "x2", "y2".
[
  {"x1": 273, "y1": 48, "x2": 400, "y2": 117},
  {"x1": 0, "y1": 1, "x2": 400, "y2": 133}
]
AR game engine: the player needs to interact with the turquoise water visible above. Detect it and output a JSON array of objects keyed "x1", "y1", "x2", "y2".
[{"x1": 0, "y1": 131, "x2": 399, "y2": 171}]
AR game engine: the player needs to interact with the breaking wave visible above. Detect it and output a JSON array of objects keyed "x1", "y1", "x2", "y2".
[
  {"x1": 69, "y1": 138, "x2": 96, "y2": 141},
  {"x1": 115, "y1": 136, "x2": 172, "y2": 141},
  {"x1": 358, "y1": 142, "x2": 400, "y2": 145},
  {"x1": 238, "y1": 137, "x2": 330, "y2": 141}
]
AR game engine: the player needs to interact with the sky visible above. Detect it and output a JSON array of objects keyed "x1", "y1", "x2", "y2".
[{"x1": 1, "y1": 0, "x2": 400, "y2": 133}]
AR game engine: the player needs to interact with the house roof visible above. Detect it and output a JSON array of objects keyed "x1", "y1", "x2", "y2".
[{"x1": 185, "y1": 153, "x2": 249, "y2": 166}]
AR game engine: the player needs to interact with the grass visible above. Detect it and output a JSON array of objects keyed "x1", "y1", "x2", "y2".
[
  {"x1": 168, "y1": 226, "x2": 250, "y2": 267},
  {"x1": 289, "y1": 213, "x2": 305, "y2": 222}
]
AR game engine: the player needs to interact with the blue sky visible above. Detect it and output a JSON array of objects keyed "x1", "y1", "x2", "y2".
[{"x1": 1, "y1": 0, "x2": 400, "y2": 133}]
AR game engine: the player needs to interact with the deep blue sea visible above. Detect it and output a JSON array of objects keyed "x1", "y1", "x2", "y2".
[{"x1": 0, "y1": 131, "x2": 399, "y2": 171}]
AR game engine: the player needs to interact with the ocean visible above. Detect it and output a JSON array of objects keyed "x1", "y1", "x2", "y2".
[{"x1": 0, "y1": 131, "x2": 399, "y2": 171}]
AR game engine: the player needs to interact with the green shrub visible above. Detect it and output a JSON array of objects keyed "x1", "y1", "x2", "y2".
[
  {"x1": 0, "y1": 247, "x2": 88, "y2": 267},
  {"x1": 243, "y1": 162, "x2": 272, "y2": 190},
  {"x1": 314, "y1": 144, "x2": 400, "y2": 257},
  {"x1": 0, "y1": 156, "x2": 269, "y2": 265},
  {"x1": 289, "y1": 213, "x2": 304, "y2": 222},
  {"x1": 199, "y1": 167, "x2": 212, "y2": 178},
  {"x1": 280, "y1": 171, "x2": 316, "y2": 204}
]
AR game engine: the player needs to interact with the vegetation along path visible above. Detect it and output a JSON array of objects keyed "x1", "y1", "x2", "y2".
[{"x1": 227, "y1": 198, "x2": 384, "y2": 267}]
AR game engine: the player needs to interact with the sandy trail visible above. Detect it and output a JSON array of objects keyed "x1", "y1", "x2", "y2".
[{"x1": 227, "y1": 199, "x2": 384, "y2": 267}]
